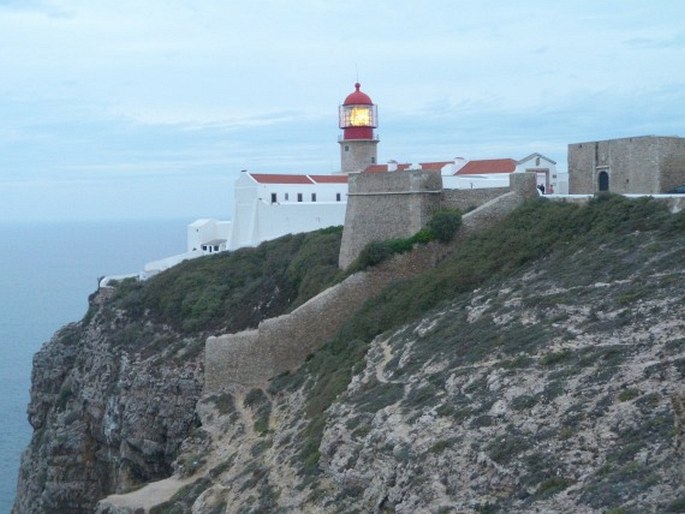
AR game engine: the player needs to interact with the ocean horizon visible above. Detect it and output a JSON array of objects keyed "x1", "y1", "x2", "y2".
[{"x1": 0, "y1": 219, "x2": 191, "y2": 512}]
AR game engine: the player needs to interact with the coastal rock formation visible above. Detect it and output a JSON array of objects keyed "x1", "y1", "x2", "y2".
[
  {"x1": 13, "y1": 228, "x2": 345, "y2": 513},
  {"x1": 14, "y1": 197, "x2": 685, "y2": 512},
  {"x1": 12, "y1": 300, "x2": 204, "y2": 514}
]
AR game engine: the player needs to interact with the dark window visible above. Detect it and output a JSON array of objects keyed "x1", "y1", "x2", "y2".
[
  {"x1": 285, "y1": 193, "x2": 289, "y2": 201},
  {"x1": 213, "y1": 245, "x2": 219, "y2": 252},
  {"x1": 371, "y1": 156, "x2": 375, "y2": 163},
  {"x1": 598, "y1": 171, "x2": 609, "y2": 192},
  {"x1": 336, "y1": 193, "x2": 341, "y2": 202},
  {"x1": 297, "y1": 193, "x2": 303, "y2": 202},
  {"x1": 311, "y1": 193, "x2": 316, "y2": 202},
  {"x1": 344, "y1": 145, "x2": 349, "y2": 151},
  {"x1": 271, "y1": 193, "x2": 277, "y2": 204}
]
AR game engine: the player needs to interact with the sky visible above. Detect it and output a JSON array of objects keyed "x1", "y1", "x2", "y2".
[{"x1": 1, "y1": 0, "x2": 684, "y2": 222}]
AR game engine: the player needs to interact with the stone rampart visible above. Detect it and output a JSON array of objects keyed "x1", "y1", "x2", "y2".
[
  {"x1": 204, "y1": 173, "x2": 539, "y2": 392},
  {"x1": 338, "y1": 170, "x2": 443, "y2": 269},
  {"x1": 441, "y1": 187, "x2": 509, "y2": 212}
]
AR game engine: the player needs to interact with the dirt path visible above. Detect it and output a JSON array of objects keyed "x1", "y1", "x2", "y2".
[{"x1": 98, "y1": 475, "x2": 196, "y2": 512}]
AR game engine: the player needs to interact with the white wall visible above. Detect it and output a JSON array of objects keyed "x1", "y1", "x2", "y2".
[
  {"x1": 187, "y1": 219, "x2": 232, "y2": 253},
  {"x1": 442, "y1": 175, "x2": 511, "y2": 190},
  {"x1": 227, "y1": 173, "x2": 347, "y2": 249}
]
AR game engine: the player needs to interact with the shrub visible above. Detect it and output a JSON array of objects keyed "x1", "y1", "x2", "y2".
[
  {"x1": 349, "y1": 209, "x2": 463, "y2": 272},
  {"x1": 617, "y1": 388, "x2": 640, "y2": 402},
  {"x1": 110, "y1": 227, "x2": 343, "y2": 335},
  {"x1": 355, "y1": 240, "x2": 394, "y2": 269},
  {"x1": 427, "y1": 209, "x2": 462, "y2": 243}
]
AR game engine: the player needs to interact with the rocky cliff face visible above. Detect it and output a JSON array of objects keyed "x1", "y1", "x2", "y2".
[
  {"x1": 13, "y1": 228, "x2": 344, "y2": 513},
  {"x1": 15, "y1": 198, "x2": 685, "y2": 513},
  {"x1": 13, "y1": 294, "x2": 205, "y2": 514},
  {"x1": 118, "y1": 213, "x2": 685, "y2": 513}
]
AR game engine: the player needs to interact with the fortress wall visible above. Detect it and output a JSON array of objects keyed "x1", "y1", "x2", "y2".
[
  {"x1": 205, "y1": 330, "x2": 262, "y2": 392},
  {"x1": 339, "y1": 170, "x2": 443, "y2": 269},
  {"x1": 657, "y1": 138, "x2": 685, "y2": 192},
  {"x1": 569, "y1": 136, "x2": 685, "y2": 195},
  {"x1": 204, "y1": 173, "x2": 539, "y2": 392},
  {"x1": 204, "y1": 271, "x2": 401, "y2": 391},
  {"x1": 459, "y1": 174, "x2": 538, "y2": 233},
  {"x1": 441, "y1": 187, "x2": 509, "y2": 212},
  {"x1": 203, "y1": 241, "x2": 448, "y2": 392}
]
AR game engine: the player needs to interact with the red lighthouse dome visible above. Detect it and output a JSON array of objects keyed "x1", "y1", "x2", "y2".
[
  {"x1": 343, "y1": 82, "x2": 373, "y2": 106},
  {"x1": 339, "y1": 82, "x2": 377, "y2": 141}
]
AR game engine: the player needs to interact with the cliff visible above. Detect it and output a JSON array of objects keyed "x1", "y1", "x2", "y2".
[
  {"x1": 15, "y1": 196, "x2": 685, "y2": 513},
  {"x1": 12, "y1": 228, "x2": 343, "y2": 513}
]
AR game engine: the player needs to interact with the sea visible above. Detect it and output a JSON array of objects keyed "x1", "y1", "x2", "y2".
[{"x1": 0, "y1": 219, "x2": 189, "y2": 512}]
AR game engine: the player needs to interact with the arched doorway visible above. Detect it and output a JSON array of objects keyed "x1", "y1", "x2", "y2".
[{"x1": 598, "y1": 171, "x2": 609, "y2": 192}]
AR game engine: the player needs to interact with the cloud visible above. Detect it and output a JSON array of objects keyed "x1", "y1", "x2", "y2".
[{"x1": 1, "y1": 1, "x2": 685, "y2": 221}]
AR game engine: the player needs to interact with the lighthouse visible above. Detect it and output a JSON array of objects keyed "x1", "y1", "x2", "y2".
[{"x1": 339, "y1": 82, "x2": 379, "y2": 173}]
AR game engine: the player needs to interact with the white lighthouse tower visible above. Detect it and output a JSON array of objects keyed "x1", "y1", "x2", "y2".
[{"x1": 338, "y1": 82, "x2": 379, "y2": 173}]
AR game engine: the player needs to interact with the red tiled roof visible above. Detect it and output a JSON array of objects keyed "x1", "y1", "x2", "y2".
[
  {"x1": 364, "y1": 164, "x2": 391, "y2": 173},
  {"x1": 249, "y1": 173, "x2": 315, "y2": 185},
  {"x1": 309, "y1": 174, "x2": 348, "y2": 183},
  {"x1": 455, "y1": 158, "x2": 516, "y2": 175},
  {"x1": 419, "y1": 161, "x2": 452, "y2": 170}
]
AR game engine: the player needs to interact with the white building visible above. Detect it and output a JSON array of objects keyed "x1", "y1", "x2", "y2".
[
  {"x1": 192, "y1": 172, "x2": 348, "y2": 253},
  {"x1": 137, "y1": 83, "x2": 565, "y2": 280},
  {"x1": 366, "y1": 153, "x2": 565, "y2": 194}
]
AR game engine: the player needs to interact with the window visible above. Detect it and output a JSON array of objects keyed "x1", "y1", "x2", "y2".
[
  {"x1": 344, "y1": 145, "x2": 349, "y2": 151},
  {"x1": 371, "y1": 157, "x2": 375, "y2": 163},
  {"x1": 213, "y1": 245, "x2": 219, "y2": 252},
  {"x1": 336, "y1": 193, "x2": 341, "y2": 202},
  {"x1": 311, "y1": 193, "x2": 317, "y2": 202},
  {"x1": 297, "y1": 193, "x2": 303, "y2": 202},
  {"x1": 285, "y1": 193, "x2": 289, "y2": 201},
  {"x1": 270, "y1": 193, "x2": 277, "y2": 204}
]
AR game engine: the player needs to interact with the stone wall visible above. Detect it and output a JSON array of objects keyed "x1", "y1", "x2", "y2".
[
  {"x1": 338, "y1": 170, "x2": 443, "y2": 269},
  {"x1": 568, "y1": 136, "x2": 685, "y2": 194},
  {"x1": 205, "y1": 248, "x2": 441, "y2": 391},
  {"x1": 340, "y1": 139, "x2": 379, "y2": 173},
  {"x1": 204, "y1": 173, "x2": 538, "y2": 392},
  {"x1": 441, "y1": 187, "x2": 509, "y2": 212},
  {"x1": 657, "y1": 138, "x2": 685, "y2": 192},
  {"x1": 338, "y1": 171, "x2": 526, "y2": 269}
]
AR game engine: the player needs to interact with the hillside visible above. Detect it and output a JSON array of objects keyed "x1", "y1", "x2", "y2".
[
  {"x1": 15, "y1": 196, "x2": 685, "y2": 513},
  {"x1": 12, "y1": 227, "x2": 343, "y2": 514}
]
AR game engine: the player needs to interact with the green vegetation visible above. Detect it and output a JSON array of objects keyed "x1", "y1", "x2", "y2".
[
  {"x1": 617, "y1": 388, "x2": 640, "y2": 402},
  {"x1": 282, "y1": 194, "x2": 685, "y2": 479},
  {"x1": 244, "y1": 388, "x2": 272, "y2": 436},
  {"x1": 426, "y1": 208, "x2": 463, "y2": 242},
  {"x1": 108, "y1": 194, "x2": 685, "y2": 508},
  {"x1": 109, "y1": 226, "x2": 343, "y2": 334},
  {"x1": 348, "y1": 208, "x2": 462, "y2": 271}
]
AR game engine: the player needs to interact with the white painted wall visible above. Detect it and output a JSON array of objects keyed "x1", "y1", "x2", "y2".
[
  {"x1": 187, "y1": 219, "x2": 232, "y2": 253},
  {"x1": 199, "y1": 172, "x2": 347, "y2": 252},
  {"x1": 442, "y1": 175, "x2": 511, "y2": 190}
]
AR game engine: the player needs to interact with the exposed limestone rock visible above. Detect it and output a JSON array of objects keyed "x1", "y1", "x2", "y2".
[
  {"x1": 14, "y1": 197, "x2": 685, "y2": 513},
  {"x1": 12, "y1": 291, "x2": 205, "y2": 514}
]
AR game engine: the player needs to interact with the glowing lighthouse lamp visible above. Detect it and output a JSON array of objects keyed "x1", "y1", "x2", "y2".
[{"x1": 338, "y1": 82, "x2": 379, "y2": 173}]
